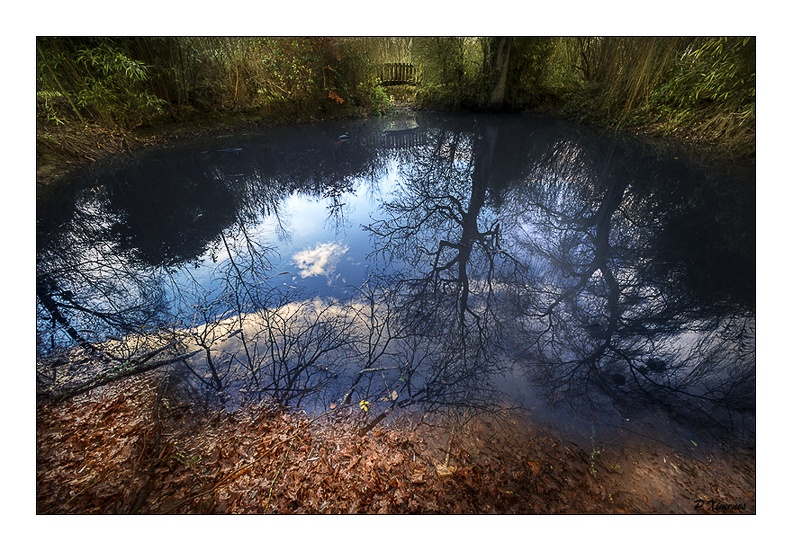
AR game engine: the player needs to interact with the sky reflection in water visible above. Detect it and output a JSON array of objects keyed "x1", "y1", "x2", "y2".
[{"x1": 36, "y1": 113, "x2": 756, "y2": 445}]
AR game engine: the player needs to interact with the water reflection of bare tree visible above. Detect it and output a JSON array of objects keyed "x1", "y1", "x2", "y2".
[
  {"x1": 504, "y1": 135, "x2": 755, "y2": 431},
  {"x1": 356, "y1": 120, "x2": 528, "y2": 427},
  {"x1": 36, "y1": 123, "x2": 389, "y2": 402},
  {"x1": 37, "y1": 115, "x2": 755, "y2": 440},
  {"x1": 154, "y1": 119, "x2": 526, "y2": 425},
  {"x1": 36, "y1": 184, "x2": 176, "y2": 394}
]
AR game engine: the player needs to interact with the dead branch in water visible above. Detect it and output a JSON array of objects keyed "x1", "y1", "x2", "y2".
[{"x1": 39, "y1": 343, "x2": 200, "y2": 403}]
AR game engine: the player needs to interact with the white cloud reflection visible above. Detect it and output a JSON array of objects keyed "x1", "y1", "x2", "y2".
[{"x1": 292, "y1": 242, "x2": 350, "y2": 279}]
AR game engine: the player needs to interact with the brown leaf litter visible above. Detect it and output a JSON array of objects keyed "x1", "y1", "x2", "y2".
[{"x1": 37, "y1": 371, "x2": 755, "y2": 514}]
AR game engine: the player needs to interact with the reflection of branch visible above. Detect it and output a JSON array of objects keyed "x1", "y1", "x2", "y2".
[{"x1": 43, "y1": 344, "x2": 200, "y2": 402}]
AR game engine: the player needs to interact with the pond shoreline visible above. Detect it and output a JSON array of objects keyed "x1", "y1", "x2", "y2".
[
  {"x1": 36, "y1": 104, "x2": 753, "y2": 200},
  {"x1": 36, "y1": 109, "x2": 362, "y2": 197},
  {"x1": 36, "y1": 367, "x2": 755, "y2": 514}
]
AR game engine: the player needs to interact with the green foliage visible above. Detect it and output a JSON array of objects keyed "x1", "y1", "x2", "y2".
[
  {"x1": 35, "y1": 36, "x2": 756, "y2": 160},
  {"x1": 559, "y1": 37, "x2": 690, "y2": 123},
  {"x1": 73, "y1": 42, "x2": 166, "y2": 127},
  {"x1": 654, "y1": 38, "x2": 755, "y2": 108},
  {"x1": 542, "y1": 39, "x2": 585, "y2": 94},
  {"x1": 413, "y1": 37, "x2": 468, "y2": 108},
  {"x1": 646, "y1": 37, "x2": 755, "y2": 153},
  {"x1": 36, "y1": 38, "x2": 167, "y2": 128},
  {"x1": 548, "y1": 37, "x2": 755, "y2": 156},
  {"x1": 36, "y1": 37, "x2": 383, "y2": 131},
  {"x1": 502, "y1": 37, "x2": 557, "y2": 108},
  {"x1": 36, "y1": 90, "x2": 67, "y2": 125},
  {"x1": 370, "y1": 84, "x2": 394, "y2": 116}
]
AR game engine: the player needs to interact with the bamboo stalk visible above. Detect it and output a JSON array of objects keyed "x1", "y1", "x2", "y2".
[{"x1": 37, "y1": 39, "x2": 87, "y2": 127}]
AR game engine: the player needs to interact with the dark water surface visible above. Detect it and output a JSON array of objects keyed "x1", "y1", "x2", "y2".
[{"x1": 37, "y1": 112, "x2": 755, "y2": 447}]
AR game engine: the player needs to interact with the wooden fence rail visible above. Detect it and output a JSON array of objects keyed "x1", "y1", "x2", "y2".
[{"x1": 379, "y1": 63, "x2": 417, "y2": 85}]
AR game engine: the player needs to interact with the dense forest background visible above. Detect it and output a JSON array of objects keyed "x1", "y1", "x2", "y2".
[{"x1": 36, "y1": 36, "x2": 755, "y2": 181}]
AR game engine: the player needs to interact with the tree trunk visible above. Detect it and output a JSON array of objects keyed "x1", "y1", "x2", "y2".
[{"x1": 488, "y1": 37, "x2": 512, "y2": 110}]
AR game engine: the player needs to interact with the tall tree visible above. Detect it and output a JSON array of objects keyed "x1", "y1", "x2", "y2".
[{"x1": 487, "y1": 37, "x2": 512, "y2": 110}]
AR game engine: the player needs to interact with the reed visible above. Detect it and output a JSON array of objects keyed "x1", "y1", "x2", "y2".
[{"x1": 36, "y1": 36, "x2": 756, "y2": 171}]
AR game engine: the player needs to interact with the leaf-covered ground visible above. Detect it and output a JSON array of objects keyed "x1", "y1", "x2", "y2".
[{"x1": 36, "y1": 371, "x2": 755, "y2": 514}]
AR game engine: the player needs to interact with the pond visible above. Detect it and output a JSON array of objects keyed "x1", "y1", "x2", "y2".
[{"x1": 36, "y1": 112, "x2": 756, "y2": 446}]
